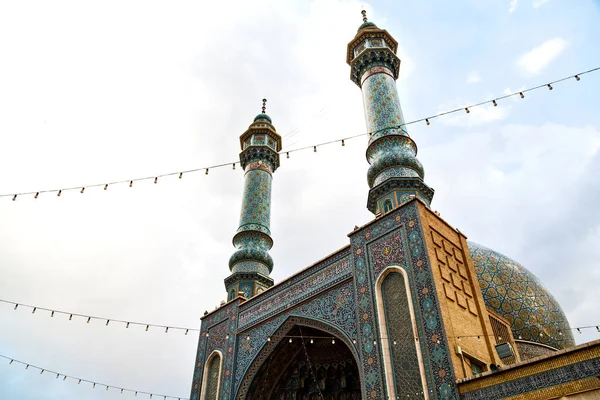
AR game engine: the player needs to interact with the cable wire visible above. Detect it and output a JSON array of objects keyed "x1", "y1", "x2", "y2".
[
  {"x1": 3, "y1": 298, "x2": 599, "y2": 341},
  {"x1": 1, "y1": 67, "x2": 598, "y2": 201},
  {"x1": 0, "y1": 353, "x2": 188, "y2": 399},
  {"x1": 298, "y1": 326, "x2": 325, "y2": 400},
  {"x1": 0, "y1": 298, "x2": 199, "y2": 335}
]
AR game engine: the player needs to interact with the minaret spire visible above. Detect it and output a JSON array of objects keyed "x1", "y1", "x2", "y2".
[
  {"x1": 346, "y1": 12, "x2": 434, "y2": 214},
  {"x1": 224, "y1": 99, "x2": 282, "y2": 300}
]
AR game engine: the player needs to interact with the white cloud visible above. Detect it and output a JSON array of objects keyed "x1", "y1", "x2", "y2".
[
  {"x1": 0, "y1": 1, "x2": 598, "y2": 399},
  {"x1": 533, "y1": 0, "x2": 550, "y2": 8},
  {"x1": 502, "y1": 87, "x2": 527, "y2": 102},
  {"x1": 439, "y1": 100, "x2": 510, "y2": 127},
  {"x1": 466, "y1": 71, "x2": 482, "y2": 84},
  {"x1": 509, "y1": 0, "x2": 519, "y2": 13},
  {"x1": 517, "y1": 38, "x2": 568, "y2": 74}
]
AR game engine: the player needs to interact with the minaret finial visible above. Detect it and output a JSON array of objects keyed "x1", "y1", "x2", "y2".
[
  {"x1": 262, "y1": 98, "x2": 267, "y2": 114},
  {"x1": 361, "y1": 9, "x2": 368, "y2": 22}
]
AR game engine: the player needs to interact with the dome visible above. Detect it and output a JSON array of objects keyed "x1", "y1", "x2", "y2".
[
  {"x1": 357, "y1": 21, "x2": 377, "y2": 31},
  {"x1": 254, "y1": 113, "x2": 272, "y2": 123},
  {"x1": 468, "y1": 242, "x2": 575, "y2": 350}
]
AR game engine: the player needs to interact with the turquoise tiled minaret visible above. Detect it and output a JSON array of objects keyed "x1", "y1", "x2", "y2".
[
  {"x1": 347, "y1": 11, "x2": 434, "y2": 215},
  {"x1": 225, "y1": 99, "x2": 281, "y2": 300}
]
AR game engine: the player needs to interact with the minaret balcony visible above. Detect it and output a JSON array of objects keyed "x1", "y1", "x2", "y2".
[{"x1": 349, "y1": 48, "x2": 400, "y2": 87}]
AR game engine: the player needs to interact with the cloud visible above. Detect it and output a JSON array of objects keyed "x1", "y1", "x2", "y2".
[
  {"x1": 502, "y1": 87, "x2": 527, "y2": 103},
  {"x1": 517, "y1": 38, "x2": 568, "y2": 74},
  {"x1": 509, "y1": 0, "x2": 519, "y2": 13},
  {"x1": 424, "y1": 122, "x2": 600, "y2": 343},
  {"x1": 0, "y1": 1, "x2": 599, "y2": 398},
  {"x1": 466, "y1": 71, "x2": 482, "y2": 84},
  {"x1": 533, "y1": 0, "x2": 550, "y2": 8},
  {"x1": 439, "y1": 100, "x2": 510, "y2": 127}
]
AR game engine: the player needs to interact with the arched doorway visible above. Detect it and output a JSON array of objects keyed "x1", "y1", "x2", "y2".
[{"x1": 240, "y1": 320, "x2": 362, "y2": 400}]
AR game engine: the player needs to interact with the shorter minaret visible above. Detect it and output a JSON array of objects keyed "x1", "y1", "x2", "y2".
[
  {"x1": 225, "y1": 99, "x2": 282, "y2": 300},
  {"x1": 347, "y1": 11, "x2": 434, "y2": 215}
]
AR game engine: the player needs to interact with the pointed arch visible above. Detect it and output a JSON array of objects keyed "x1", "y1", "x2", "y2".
[
  {"x1": 375, "y1": 266, "x2": 429, "y2": 399},
  {"x1": 200, "y1": 350, "x2": 223, "y2": 400},
  {"x1": 235, "y1": 315, "x2": 362, "y2": 399}
]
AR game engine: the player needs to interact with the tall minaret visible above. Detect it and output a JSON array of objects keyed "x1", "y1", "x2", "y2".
[
  {"x1": 347, "y1": 11, "x2": 434, "y2": 215},
  {"x1": 225, "y1": 99, "x2": 281, "y2": 300}
]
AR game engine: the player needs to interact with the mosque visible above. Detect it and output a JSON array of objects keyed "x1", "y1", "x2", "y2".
[{"x1": 189, "y1": 12, "x2": 600, "y2": 400}]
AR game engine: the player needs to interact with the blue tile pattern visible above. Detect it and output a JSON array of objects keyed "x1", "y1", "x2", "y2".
[
  {"x1": 468, "y1": 242, "x2": 575, "y2": 350},
  {"x1": 348, "y1": 25, "x2": 433, "y2": 213},
  {"x1": 350, "y1": 201, "x2": 459, "y2": 399},
  {"x1": 362, "y1": 73, "x2": 407, "y2": 140},
  {"x1": 234, "y1": 282, "x2": 357, "y2": 398},
  {"x1": 190, "y1": 301, "x2": 239, "y2": 400},
  {"x1": 237, "y1": 169, "x2": 272, "y2": 235},
  {"x1": 238, "y1": 256, "x2": 351, "y2": 330},
  {"x1": 383, "y1": 272, "x2": 426, "y2": 397},
  {"x1": 226, "y1": 117, "x2": 281, "y2": 298}
]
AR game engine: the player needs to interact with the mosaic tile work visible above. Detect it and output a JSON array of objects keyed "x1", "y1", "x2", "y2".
[
  {"x1": 460, "y1": 357, "x2": 600, "y2": 400},
  {"x1": 350, "y1": 200, "x2": 459, "y2": 400},
  {"x1": 383, "y1": 272, "x2": 426, "y2": 398},
  {"x1": 204, "y1": 354, "x2": 220, "y2": 399},
  {"x1": 226, "y1": 114, "x2": 281, "y2": 298},
  {"x1": 238, "y1": 256, "x2": 351, "y2": 329},
  {"x1": 237, "y1": 169, "x2": 272, "y2": 235},
  {"x1": 190, "y1": 301, "x2": 239, "y2": 400},
  {"x1": 362, "y1": 72, "x2": 407, "y2": 141},
  {"x1": 468, "y1": 242, "x2": 575, "y2": 350},
  {"x1": 358, "y1": 64, "x2": 433, "y2": 213},
  {"x1": 235, "y1": 282, "x2": 357, "y2": 398},
  {"x1": 230, "y1": 231, "x2": 273, "y2": 273},
  {"x1": 230, "y1": 260, "x2": 270, "y2": 276},
  {"x1": 372, "y1": 166, "x2": 421, "y2": 186},
  {"x1": 349, "y1": 48, "x2": 400, "y2": 87},
  {"x1": 366, "y1": 135, "x2": 424, "y2": 189}
]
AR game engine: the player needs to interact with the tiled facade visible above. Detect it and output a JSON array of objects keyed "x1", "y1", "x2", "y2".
[{"x1": 189, "y1": 13, "x2": 597, "y2": 400}]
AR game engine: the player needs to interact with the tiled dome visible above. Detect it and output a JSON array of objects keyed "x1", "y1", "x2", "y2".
[{"x1": 468, "y1": 242, "x2": 575, "y2": 350}]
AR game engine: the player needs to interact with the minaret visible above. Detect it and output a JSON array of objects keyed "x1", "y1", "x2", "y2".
[
  {"x1": 347, "y1": 11, "x2": 434, "y2": 215},
  {"x1": 225, "y1": 99, "x2": 281, "y2": 300}
]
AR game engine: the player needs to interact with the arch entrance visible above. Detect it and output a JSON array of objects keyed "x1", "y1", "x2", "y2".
[{"x1": 242, "y1": 322, "x2": 361, "y2": 399}]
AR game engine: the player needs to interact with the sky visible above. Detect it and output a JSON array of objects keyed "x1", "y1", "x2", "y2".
[{"x1": 0, "y1": 0, "x2": 599, "y2": 398}]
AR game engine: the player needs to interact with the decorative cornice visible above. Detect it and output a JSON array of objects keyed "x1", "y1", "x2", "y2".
[
  {"x1": 346, "y1": 29, "x2": 398, "y2": 65},
  {"x1": 366, "y1": 177, "x2": 434, "y2": 213},
  {"x1": 349, "y1": 48, "x2": 400, "y2": 87},
  {"x1": 224, "y1": 272, "x2": 274, "y2": 288},
  {"x1": 239, "y1": 146, "x2": 280, "y2": 171},
  {"x1": 360, "y1": 65, "x2": 395, "y2": 85},
  {"x1": 244, "y1": 161, "x2": 273, "y2": 174},
  {"x1": 239, "y1": 124, "x2": 282, "y2": 152}
]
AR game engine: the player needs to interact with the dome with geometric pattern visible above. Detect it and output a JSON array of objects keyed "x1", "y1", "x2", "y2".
[{"x1": 468, "y1": 242, "x2": 575, "y2": 350}]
